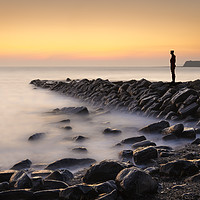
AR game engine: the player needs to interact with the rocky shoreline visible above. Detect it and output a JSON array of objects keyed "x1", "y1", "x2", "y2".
[
  {"x1": 30, "y1": 78, "x2": 200, "y2": 124},
  {"x1": 0, "y1": 78, "x2": 200, "y2": 200}
]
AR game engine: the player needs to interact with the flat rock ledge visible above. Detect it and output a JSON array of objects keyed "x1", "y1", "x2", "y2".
[{"x1": 30, "y1": 78, "x2": 200, "y2": 123}]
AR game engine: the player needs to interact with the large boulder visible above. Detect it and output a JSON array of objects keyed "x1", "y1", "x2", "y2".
[
  {"x1": 45, "y1": 158, "x2": 96, "y2": 170},
  {"x1": 115, "y1": 167, "x2": 158, "y2": 199},
  {"x1": 139, "y1": 121, "x2": 170, "y2": 133},
  {"x1": 132, "y1": 140, "x2": 156, "y2": 149},
  {"x1": 53, "y1": 106, "x2": 89, "y2": 115},
  {"x1": 10, "y1": 159, "x2": 32, "y2": 170},
  {"x1": 83, "y1": 160, "x2": 125, "y2": 184},
  {"x1": 133, "y1": 147, "x2": 158, "y2": 165},
  {"x1": 160, "y1": 160, "x2": 199, "y2": 178}
]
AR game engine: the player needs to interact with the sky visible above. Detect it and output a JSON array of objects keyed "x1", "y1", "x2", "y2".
[{"x1": 0, "y1": 0, "x2": 200, "y2": 67}]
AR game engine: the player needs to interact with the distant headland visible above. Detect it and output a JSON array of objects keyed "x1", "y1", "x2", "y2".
[{"x1": 183, "y1": 60, "x2": 200, "y2": 67}]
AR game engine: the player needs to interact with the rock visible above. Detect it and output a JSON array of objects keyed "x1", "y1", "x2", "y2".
[
  {"x1": 139, "y1": 120, "x2": 170, "y2": 133},
  {"x1": 180, "y1": 128, "x2": 196, "y2": 139},
  {"x1": 45, "y1": 170, "x2": 73, "y2": 183},
  {"x1": 53, "y1": 106, "x2": 89, "y2": 115},
  {"x1": 10, "y1": 171, "x2": 32, "y2": 189},
  {"x1": 121, "y1": 135, "x2": 146, "y2": 144},
  {"x1": 59, "y1": 184, "x2": 98, "y2": 200},
  {"x1": 34, "y1": 189, "x2": 60, "y2": 200},
  {"x1": 160, "y1": 152, "x2": 175, "y2": 157},
  {"x1": 0, "y1": 189, "x2": 34, "y2": 200},
  {"x1": 171, "y1": 88, "x2": 197, "y2": 105},
  {"x1": 115, "y1": 167, "x2": 158, "y2": 198},
  {"x1": 94, "y1": 180, "x2": 117, "y2": 194},
  {"x1": 162, "y1": 134, "x2": 178, "y2": 140},
  {"x1": 63, "y1": 126, "x2": 72, "y2": 130},
  {"x1": 132, "y1": 140, "x2": 156, "y2": 149},
  {"x1": 10, "y1": 159, "x2": 32, "y2": 170},
  {"x1": 31, "y1": 176, "x2": 44, "y2": 191},
  {"x1": 0, "y1": 182, "x2": 9, "y2": 191},
  {"x1": 178, "y1": 102, "x2": 199, "y2": 116},
  {"x1": 160, "y1": 160, "x2": 199, "y2": 177},
  {"x1": 83, "y1": 160, "x2": 125, "y2": 184},
  {"x1": 183, "y1": 95, "x2": 198, "y2": 105},
  {"x1": 155, "y1": 146, "x2": 173, "y2": 151},
  {"x1": 96, "y1": 189, "x2": 118, "y2": 200},
  {"x1": 28, "y1": 133, "x2": 45, "y2": 141},
  {"x1": 103, "y1": 128, "x2": 122, "y2": 134},
  {"x1": 144, "y1": 167, "x2": 159, "y2": 175},
  {"x1": 59, "y1": 119, "x2": 70, "y2": 123},
  {"x1": 133, "y1": 147, "x2": 158, "y2": 165},
  {"x1": 195, "y1": 128, "x2": 200, "y2": 134},
  {"x1": 191, "y1": 138, "x2": 200, "y2": 145},
  {"x1": 73, "y1": 135, "x2": 88, "y2": 142},
  {"x1": 0, "y1": 170, "x2": 17, "y2": 183},
  {"x1": 31, "y1": 170, "x2": 53, "y2": 178},
  {"x1": 45, "y1": 158, "x2": 96, "y2": 170},
  {"x1": 72, "y1": 147, "x2": 88, "y2": 153},
  {"x1": 43, "y1": 180, "x2": 68, "y2": 190},
  {"x1": 161, "y1": 124, "x2": 184, "y2": 136},
  {"x1": 119, "y1": 150, "x2": 133, "y2": 162},
  {"x1": 185, "y1": 173, "x2": 200, "y2": 182}
]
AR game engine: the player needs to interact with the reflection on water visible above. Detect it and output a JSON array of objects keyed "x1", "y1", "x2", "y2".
[{"x1": 0, "y1": 66, "x2": 198, "y2": 170}]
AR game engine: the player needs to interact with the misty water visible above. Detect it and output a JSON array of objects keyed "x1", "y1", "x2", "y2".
[{"x1": 0, "y1": 66, "x2": 200, "y2": 170}]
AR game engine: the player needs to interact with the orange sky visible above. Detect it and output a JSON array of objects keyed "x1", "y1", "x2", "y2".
[{"x1": 0, "y1": 0, "x2": 200, "y2": 66}]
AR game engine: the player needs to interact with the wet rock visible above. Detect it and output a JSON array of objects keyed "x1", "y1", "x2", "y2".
[
  {"x1": 139, "y1": 120, "x2": 170, "y2": 133},
  {"x1": 10, "y1": 159, "x2": 32, "y2": 170},
  {"x1": 103, "y1": 128, "x2": 122, "y2": 134},
  {"x1": 160, "y1": 152, "x2": 175, "y2": 157},
  {"x1": 160, "y1": 160, "x2": 199, "y2": 178},
  {"x1": 195, "y1": 128, "x2": 200, "y2": 134},
  {"x1": 96, "y1": 189, "x2": 118, "y2": 200},
  {"x1": 53, "y1": 106, "x2": 89, "y2": 115},
  {"x1": 45, "y1": 170, "x2": 73, "y2": 183},
  {"x1": 43, "y1": 180, "x2": 68, "y2": 190},
  {"x1": 132, "y1": 140, "x2": 156, "y2": 149},
  {"x1": 63, "y1": 126, "x2": 72, "y2": 130},
  {"x1": 0, "y1": 170, "x2": 17, "y2": 183},
  {"x1": 119, "y1": 150, "x2": 133, "y2": 162},
  {"x1": 83, "y1": 160, "x2": 125, "y2": 184},
  {"x1": 0, "y1": 189, "x2": 34, "y2": 200},
  {"x1": 191, "y1": 138, "x2": 200, "y2": 145},
  {"x1": 133, "y1": 147, "x2": 158, "y2": 165},
  {"x1": 178, "y1": 102, "x2": 199, "y2": 116},
  {"x1": 171, "y1": 88, "x2": 197, "y2": 105},
  {"x1": 0, "y1": 182, "x2": 9, "y2": 191},
  {"x1": 162, "y1": 123, "x2": 184, "y2": 136},
  {"x1": 94, "y1": 180, "x2": 117, "y2": 194},
  {"x1": 155, "y1": 145, "x2": 173, "y2": 151},
  {"x1": 45, "y1": 158, "x2": 96, "y2": 170},
  {"x1": 34, "y1": 189, "x2": 60, "y2": 200},
  {"x1": 162, "y1": 134, "x2": 178, "y2": 140},
  {"x1": 59, "y1": 184, "x2": 98, "y2": 200},
  {"x1": 144, "y1": 167, "x2": 159, "y2": 176},
  {"x1": 72, "y1": 147, "x2": 88, "y2": 153},
  {"x1": 28, "y1": 133, "x2": 45, "y2": 141},
  {"x1": 73, "y1": 135, "x2": 88, "y2": 142},
  {"x1": 115, "y1": 167, "x2": 158, "y2": 199},
  {"x1": 121, "y1": 135, "x2": 146, "y2": 144},
  {"x1": 183, "y1": 94, "x2": 198, "y2": 106},
  {"x1": 10, "y1": 171, "x2": 26, "y2": 187}
]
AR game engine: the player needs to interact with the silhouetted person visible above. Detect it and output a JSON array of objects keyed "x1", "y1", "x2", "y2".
[{"x1": 170, "y1": 50, "x2": 176, "y2": 83}]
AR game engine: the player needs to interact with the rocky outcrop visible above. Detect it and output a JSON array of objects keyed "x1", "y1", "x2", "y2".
[
  {"x1": 30, "y1": 78, "x2": 200, "y2": 122},
  {"x1": 183, "y1": 61, "x2": 200, "y2": 67}
]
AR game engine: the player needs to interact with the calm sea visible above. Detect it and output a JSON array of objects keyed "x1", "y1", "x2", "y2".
[{"x1": 0, "y1": 66, "x2": 199, "y2": 170}]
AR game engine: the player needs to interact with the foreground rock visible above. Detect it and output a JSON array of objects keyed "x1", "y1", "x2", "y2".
[
  {"x1": 116, "y1": 167, "x2": 158, "y2": 199},
  {"x1": 45, "y1": 158, "x2": 96, "y2": 170},
  {"x1": 10, "y1": 159, "x2": 32, "y2": 170},
  {"x1": 83, "y1": 160, "x2": 125, "y2": 184}
]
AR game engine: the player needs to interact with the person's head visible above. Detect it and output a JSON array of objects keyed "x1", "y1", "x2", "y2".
[{"x1": 170, "y1": 50, "x2": 174, "y2": 55}]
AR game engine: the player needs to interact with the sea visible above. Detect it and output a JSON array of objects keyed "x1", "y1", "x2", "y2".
[{"x1": 0, "y1": 66, "x2": 199, "y2": 170}]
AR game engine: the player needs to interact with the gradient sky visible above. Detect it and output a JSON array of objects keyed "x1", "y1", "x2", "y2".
[{"x1": 0, "y1": 0, "x2": 200, "y2": 66}]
